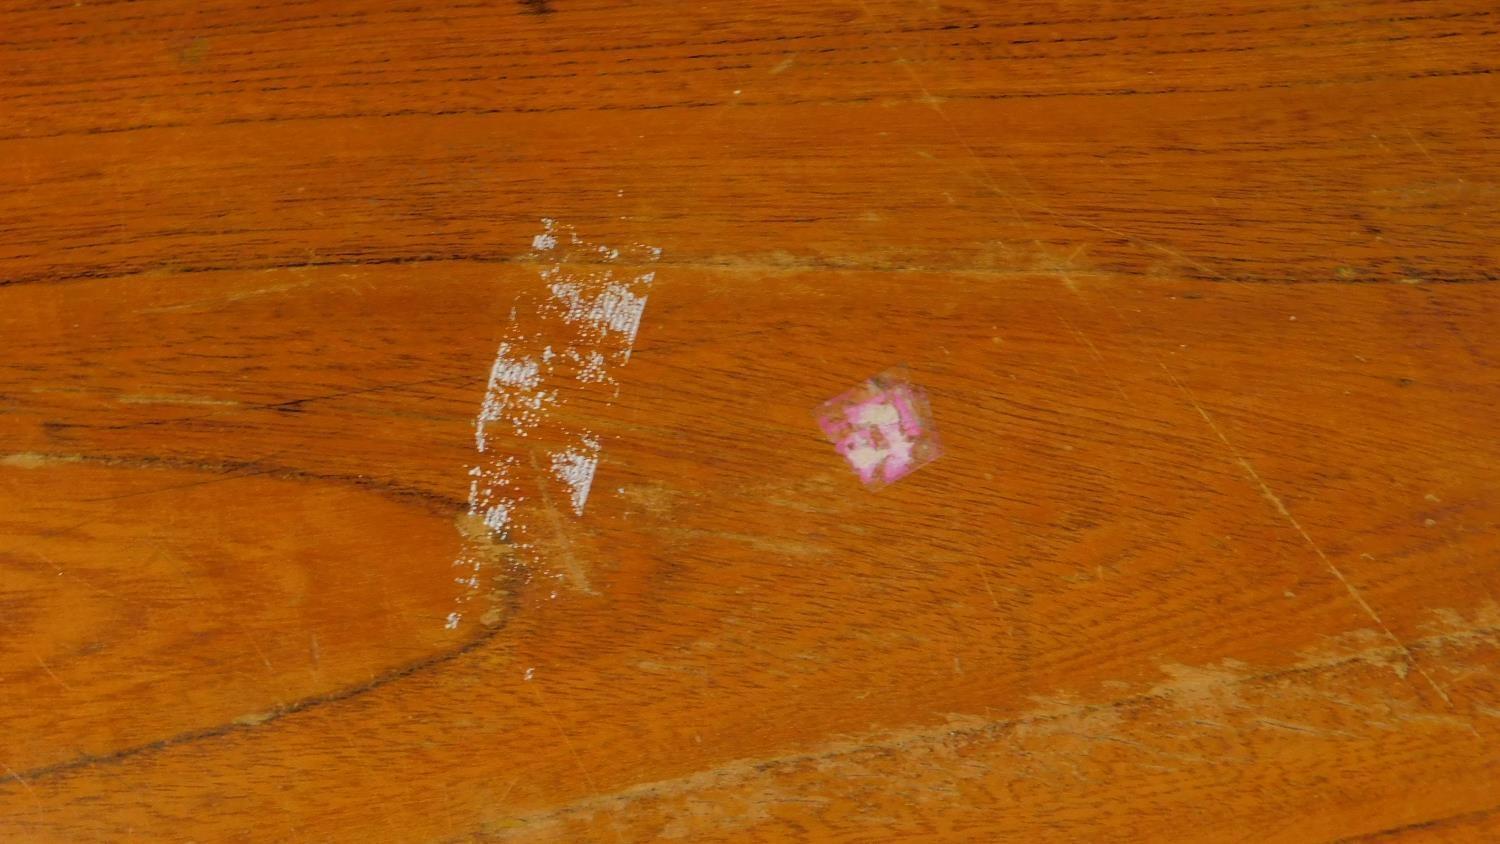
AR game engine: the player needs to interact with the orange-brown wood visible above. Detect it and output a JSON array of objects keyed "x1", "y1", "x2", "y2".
[{"x1": 2, "y1": 0, "x2": 1498, "y2": 840}]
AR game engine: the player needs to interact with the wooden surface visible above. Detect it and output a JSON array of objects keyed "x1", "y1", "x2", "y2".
[{"x1": 2, "y1": 0, "x2": 1499, "y2": 840}]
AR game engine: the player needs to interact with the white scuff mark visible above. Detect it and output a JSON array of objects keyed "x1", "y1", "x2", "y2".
[
  {"x1": 551, "y1": 434, "x2": 601, "y2": 516},
  {"x1": 467, "y1": 461, "x2": 521, "y2": 535},
  {"x1": 482, "y1": 502, "x2": 511, "y2": 533},
  {"x1": 475, "y1": 347, "x2": 548, "y2": 449},
  {"x1": 447, "y1": 220, "x2": 661, "y2": 628},
  {"x1": 532, "y1": 218, "x2": 559, "y2": 252},
  {"x1": 547, "y1": 274, "x2": 653, "y2": 347},
  {"x1": 475, "y1": 344, "x2": 558, "y2": 447},
  {"x1": 594, "y1": 280, "x2": 651, "y2": 343},
  {"x1": 547, "y1": 281, "x2": 583, "y2": 314},
  {"x1": 487, "y1": 345, "x2": 541, "y2": 390},
  {"x1": 576, "y1": 349, "x2": 609, "y2": 383}
]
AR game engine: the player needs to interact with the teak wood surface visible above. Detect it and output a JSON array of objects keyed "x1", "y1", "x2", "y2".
[{"x1": 2, "y1": 0, "x2": 1499, "y2": 840}]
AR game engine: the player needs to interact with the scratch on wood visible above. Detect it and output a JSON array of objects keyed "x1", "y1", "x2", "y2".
[
  {"x1": 31, "y1": 654, "x2": 73, "y2": 691},
  {"x1": 1161, "y1": 364, "x2": 1453, "y2": 707}
]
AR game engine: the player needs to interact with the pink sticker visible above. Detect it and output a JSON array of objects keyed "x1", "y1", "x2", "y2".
[{"x1": 816, "y1": 368, "x2": 940, "y2": 488}]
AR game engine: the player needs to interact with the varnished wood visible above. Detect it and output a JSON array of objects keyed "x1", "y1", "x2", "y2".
[{"x1": 2, "y1": 0, "x2": 1497, "y2": 840}]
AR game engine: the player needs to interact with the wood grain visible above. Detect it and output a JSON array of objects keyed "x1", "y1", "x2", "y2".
[{"x1": 2, "y1": 0, "x2": 1497, "y2": 840}]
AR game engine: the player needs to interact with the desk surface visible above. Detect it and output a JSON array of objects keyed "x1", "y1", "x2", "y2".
[{"x1": 2, "y1": 1, "x2": 1498, "y2": 840}]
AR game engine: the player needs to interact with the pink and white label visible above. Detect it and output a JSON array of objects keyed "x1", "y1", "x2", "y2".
[{"x1": 816, "y1": 369, "x2": 940, "y2": 488}]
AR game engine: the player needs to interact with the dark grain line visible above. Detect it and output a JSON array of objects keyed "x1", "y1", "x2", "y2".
[
  {"x1": 2, "y1": 64, "x2": 1492, "y2": 145},
  {"x1": 35, "y1": 372, "x2": 481, "y2": 434},
  {"x1": 17, "y1": 21, "x2": 1487, "y2": 116},
  {"x1": 4, "y1": 251, "x2": 1497, "y2": 292},
  {"x1": 0, "y1": 0, "x2": 1431, "y2": 53},
  {"x1": 7, "y1": 451, "x2": 463, "y2": 513},
  {"x1": 10, "y1": 7, "x2": 1488, "y2": 105},
  {"x1": 2, "y1": 0, "x2": 1447, "y2": 96},
  {"x1": 0, "y1": 591, "x2": 520, "y2": 789},
  {"x1": 1334, "y1": 802, "x2": 1500, "y2": 841}
]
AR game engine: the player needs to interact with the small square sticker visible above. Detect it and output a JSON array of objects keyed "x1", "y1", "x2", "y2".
[{"x1": 815, "y1": 368, "x2": 940, "y2": 488}]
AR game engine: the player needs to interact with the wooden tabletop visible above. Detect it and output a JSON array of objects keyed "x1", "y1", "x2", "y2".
[{"x1": 3, "y1": 1, "x2": 1498, "y2": 840}]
